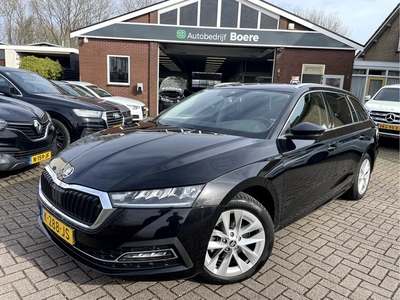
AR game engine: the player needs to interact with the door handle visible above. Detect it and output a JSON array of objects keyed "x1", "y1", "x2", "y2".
[
  {"x1": 359, "y1": 135, "x2": 366, "y2": 141},
  {"x1": 327, "y1": 144, "x2": 337, "y2": 152}
]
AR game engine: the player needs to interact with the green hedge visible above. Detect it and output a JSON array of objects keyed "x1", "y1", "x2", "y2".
[{"x1": 19, "y1": 56, "x2": 63, "y2": 80}]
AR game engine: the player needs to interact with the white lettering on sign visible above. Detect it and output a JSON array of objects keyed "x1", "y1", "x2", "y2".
[{"x1": 230, "y1": 32, "x2": 259, "y2": 42}]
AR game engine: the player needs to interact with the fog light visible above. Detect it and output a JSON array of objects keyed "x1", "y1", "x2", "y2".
[{"x1": 118, "y1": 249, "x2": 177, "y2": 262}]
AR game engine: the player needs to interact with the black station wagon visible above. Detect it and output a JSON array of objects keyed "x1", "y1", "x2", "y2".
[{"x1": 37, "y1": 84, "x2": 379, "y2": 284}]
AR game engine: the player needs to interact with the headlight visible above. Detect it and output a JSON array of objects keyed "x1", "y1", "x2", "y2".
[
  {"x1": 109, "y1": 185, "x2": 204, "y2": 208},
  {"x1": 45, "y1": 112, "x2": 52, "y2": 122},
  {"x1": 0, "y1": 118, "x2": 8, "y2": 131},
  {"x1": 160, "y1": 97, "x2": 174, "y2": 103},
  {"x1": 72, "y1": 109, "x2": 102, "y2": 118}
]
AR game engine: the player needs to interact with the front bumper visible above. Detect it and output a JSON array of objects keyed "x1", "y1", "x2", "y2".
[
  {"x1": 37, "y1": 188, "x2": 218, "y2": 279},
  {"x1": 0, "y1": 128, "x2": 57, "y2": 171}
]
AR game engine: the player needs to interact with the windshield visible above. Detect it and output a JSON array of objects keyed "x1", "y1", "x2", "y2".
[
  {"x1": 68, "y1": 84, "x2": 96, "y2": 98},
  {"x1": 155, "y1": 88, "x2": 291, "y2": 138},
  {"x1": 373, "y1": 87, "x2": 400, "y2": 102},
  {"x1": 87, "y1": 85, "x2": 113, "y2": 97},
  {"x1": 7, "y1": 71, "x2": 61, "y2": 94}
]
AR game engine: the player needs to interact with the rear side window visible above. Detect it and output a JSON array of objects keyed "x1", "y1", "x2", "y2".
[
  {"x1": 325, "y1": 92, "x2": 354, "y2": 126},
  {"x1": 348, "y1": 96, "x2": 368, "y2": 122}
]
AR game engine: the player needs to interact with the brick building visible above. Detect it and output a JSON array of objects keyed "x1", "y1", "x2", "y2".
[
  {"x1": 351, "y1": 4, "x2": 400, "y2": 101},
  {"x1": 71, "y1": 0, "x2": 362, "y2": 116}
]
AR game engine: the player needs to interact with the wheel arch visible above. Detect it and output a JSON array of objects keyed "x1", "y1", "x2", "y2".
[
  {"x1": 47, "y1": 111, "x2": 73, "y2": 133},
  {"x1": 219, "y1": 177, "x2": 279, "y2": 227}
]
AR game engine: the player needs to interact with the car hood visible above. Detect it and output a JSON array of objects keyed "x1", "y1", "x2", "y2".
[
  {"x1": 365, "y1": 100, "x2": 400, "y2": 113},
  {"x1": 0, "y1": 97, "x2": 44, "y2": 121},
  {"x1": 100, "y1": 96, "x2": 145, "y2": 107},
  {"x1": 49, "y1": 126, "x2": 277, "y2": 191},
  {"x1": 35, "y1": 93, "x2": 120, "y2": 111}
]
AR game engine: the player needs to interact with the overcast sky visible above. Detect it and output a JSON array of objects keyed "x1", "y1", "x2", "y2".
[{"x1": 271, "y1": 0, "x2": 399, "y2": 45}]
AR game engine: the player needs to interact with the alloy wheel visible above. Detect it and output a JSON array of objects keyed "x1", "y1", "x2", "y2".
[{"x1": 204, "y1": 209, "x2": 266, "y2": 277}]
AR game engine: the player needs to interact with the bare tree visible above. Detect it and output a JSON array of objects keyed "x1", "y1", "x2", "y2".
[
  {"x1": 29, "y1": 0, "x2": 119, "y2": 47},
  {"x1": 292, "y1": 6, "x2": 352, "y2": 37},
  {"x1": 120, "y1": 0, "x2": 158, "y2": 14},
  {"x1": 0, "y1": 0, "x2": 36, "y2": 44}
]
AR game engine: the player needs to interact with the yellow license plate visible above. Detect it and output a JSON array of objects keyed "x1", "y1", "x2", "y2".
[
  {"x1": 378, "y1": 124, "x2": 400, "y2": 131},
  {"x1": 29, "y1": 151, "x2": 52, "y2": 165},
  {"x1": 43, "y1": 209, "x2": 74, "y2": 245}
]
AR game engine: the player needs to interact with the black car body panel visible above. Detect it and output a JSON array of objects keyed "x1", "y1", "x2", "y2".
[
  {"x1": 54, "y1": 128, "x2": 278, "y2": 191},
  {"x1": 37, "y1": 84, "x2": 379, "y2": 281},
  {"x1": 0, "y1": 96, "x2": 57, "y2": 171}
]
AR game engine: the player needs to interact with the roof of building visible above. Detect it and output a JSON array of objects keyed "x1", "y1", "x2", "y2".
[
  {"x1": 356, "y1": 3, "x2": 400, "y2": 58},
  {"x1": 71, "y1": 0, "x2": 362, "y2": 51}
]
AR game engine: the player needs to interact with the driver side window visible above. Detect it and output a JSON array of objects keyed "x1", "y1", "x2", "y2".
[
  {"x1": 285, "y1": 92, "x2": 329, "y2": 133},
  {"x1": 0, "y1": 75, "x2": 21, "y2": 96}
]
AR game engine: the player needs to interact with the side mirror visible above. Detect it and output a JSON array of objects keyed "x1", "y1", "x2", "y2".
[
  {"x1": 364, "y1": 95, "x2": 371, "y2": 103},
  {"x1": 291, "y1": 122, "x2": 326, "y2": 136}
]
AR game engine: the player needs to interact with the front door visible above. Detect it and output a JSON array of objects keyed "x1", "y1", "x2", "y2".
[{"x1": 278, "y1": 92, "x2": 337, "y2": 226}]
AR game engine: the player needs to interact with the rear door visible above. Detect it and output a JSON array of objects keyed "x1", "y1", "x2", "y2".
[{"x1": 323, "y1": 92, "x2": 374, "y2": 197}]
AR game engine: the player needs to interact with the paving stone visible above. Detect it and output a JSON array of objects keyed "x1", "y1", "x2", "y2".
[{"x1": 0, "y1": 141, "x2": 398, "y2": 300}]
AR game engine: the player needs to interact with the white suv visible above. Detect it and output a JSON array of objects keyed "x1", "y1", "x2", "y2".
[
  {"x1": 364, "y1": 84, "x2": 400, "y2": 139},
  {"x1": 65, "y1": 81, "x2": 148, "y2": 121}
]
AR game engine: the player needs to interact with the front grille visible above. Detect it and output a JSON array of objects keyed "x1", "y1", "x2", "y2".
[
  {"x1": 122, "y1": 111, "x2": 131, "y2": 118},
  {"x1": 106, "y1": 110, "x2": 124, "y2": 127},
  {"x1": 370, "y1": 111, "x2": 400, "y2": 124},
  {"x1": 8, "y1": 120, "x2": 50, "y2": 140},
  {"x1": 41, "y1": 170, "x2": 102, "y2": 225},
  {"x1": 12, "y1": 144, "x2": 53, "y2": 159}
]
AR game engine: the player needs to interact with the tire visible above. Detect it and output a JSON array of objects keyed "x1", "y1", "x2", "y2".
[
  {"x1": 345, "y1": 153, "x2": 372, "y2": 200},
  {"x1": 52, "y1": 119, "x2": 71, "y2": 152},
  {"x1": 200, "y1": 192, "x2": 274, "y2": 284}
]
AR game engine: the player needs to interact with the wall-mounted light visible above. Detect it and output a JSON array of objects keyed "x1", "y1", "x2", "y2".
[
  {"x1": 277, "y1": 47, "x2": 285, "y2": 53},
  {"x1": 277, "y1": 68, "x2": 281, "y2": 78},
  {"x1": 137, "y1": 83, "x2": 143, "y2": 94},
  {"x1": 83, "y1": 37, "x2": 89, "y2": 44}
]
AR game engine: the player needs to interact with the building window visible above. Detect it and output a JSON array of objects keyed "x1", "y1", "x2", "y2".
[
  {"x1": 221, "y1": 0, "x2": 238, "y2": 28},
  {"x1": 160, "y1": 9, "x2": 178, "y2": 25},
  {"x1": 301, "y1": 64, "x2": 325, "y2": 84},
  {"x1": 240, "y1": 4, "x2": 258, "y2": 29},
  {"x1": 323, "y1": 75, "x2": 344, "y2": 89},
  {"x1": 352, "y1": 69, "x2": 367, "y2": 75},
  {"x1": 180, "y1": 3, "x2": 198, "y2": 26},
  {"x1": 108, "y1": 55, "x2": 130, "y2": 85},
  {"x1": 260, "y1": 14, "x2": 278, "y2": 29},
  {"x1": 200, "y1": 0, "x2": 218, "y2": 27}
]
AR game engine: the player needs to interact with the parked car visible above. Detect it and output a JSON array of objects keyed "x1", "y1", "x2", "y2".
[
  {"x1": 0, "y1": 96, "x2": 57, "y2": 171},
  {"x1": 0, "y1": 67, "x2": 125, "y2": 152},
  {"x1": 52, "y1": 80, "x2": 133, "y2": 127},
  {"x1": 65, "y1": 81, "x2": 148, "y2": 121},
  {"x1": 51, "y1": 80, "x2": 95, "y2": 98},
  {"x1": 37, "y1": 84, "x2": 378, "y2": 284},
  {"x1": 364, "y1": 84, "x2": 400, "y2": 139},
  {"x1": 159, "y1": 76, "x2": 187, "y2": 112}
]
